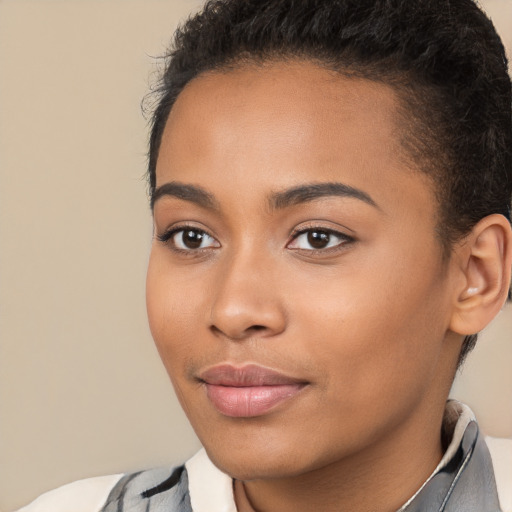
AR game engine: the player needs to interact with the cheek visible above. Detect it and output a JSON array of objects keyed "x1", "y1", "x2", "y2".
[
  {"x1": 287, "y1": 247, "x2": 449, "y2": 408},
  {"x1": 146, "y1": 249, "x2": 200, "y2": 370}
]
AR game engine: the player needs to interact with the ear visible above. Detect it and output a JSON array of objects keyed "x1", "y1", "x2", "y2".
[{"x1": 449, "y1": 214, "x2": 512, "y2": 336}]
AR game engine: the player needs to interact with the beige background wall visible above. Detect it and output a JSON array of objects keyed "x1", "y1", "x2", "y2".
[{"x1": 0, "y1": 1, "x2": 510, "y2": 510}]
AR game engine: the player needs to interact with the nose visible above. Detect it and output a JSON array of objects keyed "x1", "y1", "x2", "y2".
[{"x1": 209, "y1": 250, "x2": 287, "y2": 341}]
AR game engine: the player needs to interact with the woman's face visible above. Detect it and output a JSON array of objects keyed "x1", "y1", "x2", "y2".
[{"x1": 146, "y1": 61, "x2": 461, "y2": 480}]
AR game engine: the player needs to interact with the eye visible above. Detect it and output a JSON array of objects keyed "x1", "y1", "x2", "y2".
[
  {"x1": 287, "y1": 228, "x2": 353, "y2": 251},
  {"x1": 158, "y1": 227, "x2": 220, "y2": 251}
]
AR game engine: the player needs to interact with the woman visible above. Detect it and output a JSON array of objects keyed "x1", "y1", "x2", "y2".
[{"x1": 18, "y1": 0, "x2": 512, "y2": 510}]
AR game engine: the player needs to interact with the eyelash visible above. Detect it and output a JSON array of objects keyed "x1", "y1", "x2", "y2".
[
  {"x1": 157, "y1": 224, "x2": 355, "y2": 255},
  {"x1": 156, "y1": 225, "x2": 219, "y2": 254},
  {"x1": 287, "y1": 226, "x2": 355, "y2": 254}
]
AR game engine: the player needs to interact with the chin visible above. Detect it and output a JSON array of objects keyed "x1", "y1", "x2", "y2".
[
  {"x1": 204, "y1": 446, "x2": 308, "y2": 481},
  {"x1": 197, "y1": 424, "x2": 339, "y2": 482}
]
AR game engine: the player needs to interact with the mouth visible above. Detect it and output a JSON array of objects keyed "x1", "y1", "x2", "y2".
[{"x1": 198, "y1": 364, "x2": 308, "y2": 418}]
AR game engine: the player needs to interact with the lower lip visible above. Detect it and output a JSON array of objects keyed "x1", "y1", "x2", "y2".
[{"x1": 205, "y1": 383, "x2": 305, "y2": 417}]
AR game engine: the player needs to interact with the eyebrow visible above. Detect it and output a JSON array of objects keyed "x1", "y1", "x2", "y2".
[
  {"x1": 151, "y1": 182, "x2": 219, "y2": 211},
  {"x1": 151, "y1": 180, "x2": 379, "y2": 212},
  {"x1": 269, "y1": 182, "x2": 379, "y2": 210}
]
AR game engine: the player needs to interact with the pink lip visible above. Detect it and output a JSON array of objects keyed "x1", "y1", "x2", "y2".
[{"x1": 199, "y1": 364, "x2": 307, "y2": 418}]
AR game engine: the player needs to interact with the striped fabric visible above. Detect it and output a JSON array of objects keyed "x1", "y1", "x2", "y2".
[{"x1": 100, "y1": 466, "x2": 192, "y2": 512}]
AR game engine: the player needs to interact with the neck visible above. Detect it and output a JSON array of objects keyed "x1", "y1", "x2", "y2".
[{"x1": 234, "y1": 404, "x2": 445, "y2": 512}]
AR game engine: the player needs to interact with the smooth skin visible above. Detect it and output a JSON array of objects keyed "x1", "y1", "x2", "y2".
[{"x1": 146, "y1": 61, "x2": 512, "y2": 512}]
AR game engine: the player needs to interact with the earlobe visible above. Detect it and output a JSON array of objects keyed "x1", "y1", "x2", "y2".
[{"x1": 450, "y1": 214, "x2": 512, "y2": 336}]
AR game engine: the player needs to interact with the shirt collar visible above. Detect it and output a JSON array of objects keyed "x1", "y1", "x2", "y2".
[{"x1": 397, "y1": 400, "x2": 476, "y2": 510}]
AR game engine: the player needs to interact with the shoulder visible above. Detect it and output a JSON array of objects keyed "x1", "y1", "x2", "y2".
[
  {"x1": 16, "y1": 465, "x2": 192, "y2": 512},
  {"x1": 16, "y1": 474, "x2": 124, "y2": 512},
  {"x1": 486, "y1": 435, "x2": 512, "y2": 512},
  {"x1": 100, "y1": 464, "x2": 192, "y2": 511},
  {"x1": 14, "y1": 450, "x2": 235, "y2": 512}
]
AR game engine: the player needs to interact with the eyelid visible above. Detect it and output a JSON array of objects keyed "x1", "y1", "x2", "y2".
[
  {"x1": 156, "y1": 221, "x2": 354, "y2": 255},
  {"x1": 156, "y1": 223, "x2": 221, "y2": 251},
  {"x1": 287, "y1": 224, "x2": 355, "y2": 252}
]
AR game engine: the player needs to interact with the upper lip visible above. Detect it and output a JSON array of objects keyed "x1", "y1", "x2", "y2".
[{"x1": 198, "y1": 363, "x2": 307, "y2": 387}]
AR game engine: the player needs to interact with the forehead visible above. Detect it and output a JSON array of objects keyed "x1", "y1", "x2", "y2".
[
  {"x1": 161, "y1": 61, "x2": 405, "y2": 182},
  {"x1": 156, "y1": 60, "x2": 434, "y2": 222}
]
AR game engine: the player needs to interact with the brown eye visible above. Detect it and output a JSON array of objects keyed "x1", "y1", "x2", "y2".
[
  {"x1": 287, "y1": 228, "x2": 354, "y2": 252},
  {"x1": 307, "y1": 230, "x2": 331, "y2": 249},
  {"x1": 160, "y1": 227, "x2": 220, "y2": 251},
  {"x1": 179, "y1": 229, "x2": 206, "y2": 249}
]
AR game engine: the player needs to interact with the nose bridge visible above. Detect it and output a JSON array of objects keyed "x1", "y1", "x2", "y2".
[{"x1": 209, "y1": 242, "x2": 286, "y2": 339}]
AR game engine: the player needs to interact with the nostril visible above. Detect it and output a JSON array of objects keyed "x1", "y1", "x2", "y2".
[
  {"x1": 209, "y1": 323, "x2": 270, "y2": 340},
  {"x1": 244, "y1": 325, "x2": 269, "y2": 336},
  {"x1": 208, "y1": 297, "x2": 287, "y2": 340}
]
